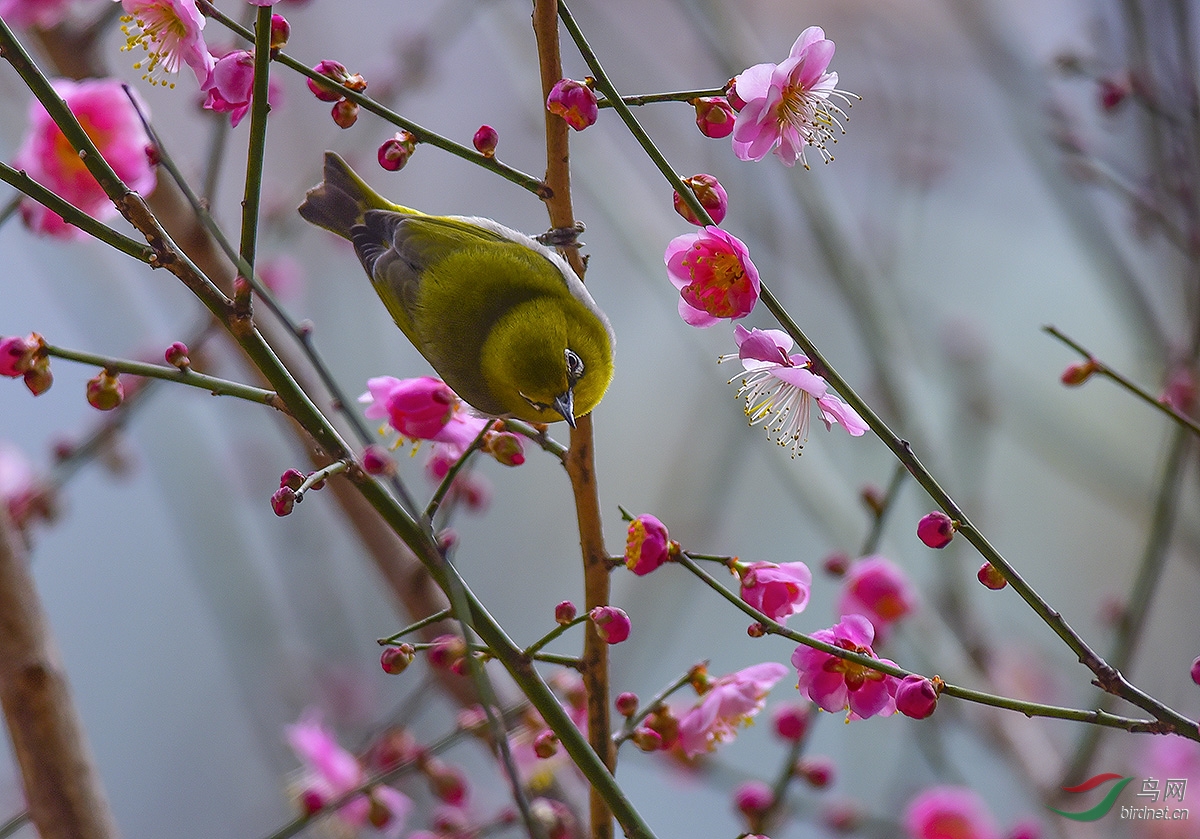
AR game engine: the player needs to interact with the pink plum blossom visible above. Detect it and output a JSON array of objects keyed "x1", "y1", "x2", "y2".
[
  {"x1": 0, "y1": 0, "x2": 77, "y2": 29},
  {"x1": 791, "y1": 614, "x2": 899, "y2": 720},
  {"x1": 837, "y1": 555, "x2": 917, "y2": 641},
  {"x1": 903, "y1": 786, "x2": 1000, "y2": 839},
  {"x1": 360, "y1": 376, "x2": 490, "y2": 460},
  {"x1": 286, "y1": 713, "x2": 411, "y2": 836},
  {"x1": 722, "y1": 325, "x2": 868, "y2": 455},
  {"x1": 546, "y1": 78, "x2": 598, "y2": 131},
  {"x1": 202, "y1": 50, "x2": 255, "y2": 126},
  {"x1": 1134, "y1": 737, "x2": 1200, "y2": 839},
  {"x1": 119, "y1": 0, "x2": 214, "y2": 87},
  {"x1": 730, "y1": 27, "x2": 856, "y2": 168},
  {"x1": 677, "y1": 662, "x2": 788, "y2": 757},
  {"x1": 12, "y1": 78, "x2": 156, "y2": 239},
  {"x1": 664, "y1": 226, "x2": 760, "y2": 326},
  {"x1": 738, "y1": 560, "x2": 812, "y2": 623}
]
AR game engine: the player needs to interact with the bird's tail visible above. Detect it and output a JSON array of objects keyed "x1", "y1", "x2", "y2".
[{"x1": 298, "y1": 151, "x2": 410, "y2": 239}]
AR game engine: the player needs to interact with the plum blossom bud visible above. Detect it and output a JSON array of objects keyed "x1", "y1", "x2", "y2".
[
  {"x1": 1061, "y1": 358, "x2": 1100, "y2": 386},
  {"x1": 533, "y1": 730, "x2": 558, "y2": 759},
  {"x1": 797, "y1": 755, "x2": 834, "y2": 788},
  {"x1": 279, "y1": 468, "x2": 305, "y2": 491},
  {"x1": 589, "y1": 606, "x2": 630, "y2": 644},
  {"x1": 734, "y1": 780, "x2": 774, "y2": 828},
  {"x1": 307, "y1": 59, "x2": 365, "y2": 100},
  {"x1": 895, "y1": 674, "x2": 939, "y2": 719},
  {"x1": 822, "y1": 551, "x2": 851, "y2": 577},
  {"x1": 378, "y1": 131, "x2": 417, "y2": 171},
  {"x1": 823, "y1": 800, "x2": 861, "y2": 834},
  {"x1": 86, "y1": 371, "x2": 124, "y2": 411},
  {"x1": 1191, "y1": 656, "x2": 1200, "y2": 687},
  {"x1": 615, "y1": 691, "x2": 638, "y2": 717},
  {"x1": 361, "y1": 444, "x2": 395, "y2": 477},
  {"x1": 725, "y1": 78, "x2": 747, "y2": 112},
  {"x1": 271, "y1": 486, "x2": 296, "y2": 516},
  {"x1": 673, "y1": 173, "x2": 728, "y2": 226},
  {"x1": 977, "y1": 562, "x2": 1007, "y2": 590},
  {"x1": 269, "y1": 14, "x2": 290, "y2": 50},
  {"x1": 23, "y1": 353, "x2": 52, "y2": 396},
  {"x1": 693, "y1": 96, "x2": 736, "y2": 138},
  {"x1": 1099, "y1": 75, "x2": 1130, "y2": 112},
  {"x1": 624, "y1": 513, "x2": 676, "y2": 575},
  {"x1": 331, "y1": 99, "x2": 359, "y2": 128},
  {"x1": 473, "y1": 124, "x2": 498, "y2": 158},
  {"x1": 772, "y1": 703, "x2": 810, "y2": 742},
  {"x1": 0, "y1": 334, "x2": 38, "y2": 377},
  {"x1": 164, "y1": 341, "x2": 190, "y2": 369},
  {"x1": 427, "y1": 634, "x2": 467, "y2": 671},
  {"x1": 484, "y1": 430, "x2": 525, "y2": 466},
  {"x1": 554, "y1": 600, "x2": 577, "y2": 625},
  {"x1": 423, "y1": 757, "x2": 468, "y2": 805},
  {"x1": 631, "y1": 727, "x2": 662, "y2": 751},
  {"x1": 381, "y1": 644, "x2": 415, "y2": 675},
  {"x1": 299, "y1": 788, "x2": 324, "y2": 815},
  {"x1": 917, "y1": 510, "x2": 956, "y2": 548},
  {"x1": 546, "y1": 78, "x2": 598, "y2": 131}
]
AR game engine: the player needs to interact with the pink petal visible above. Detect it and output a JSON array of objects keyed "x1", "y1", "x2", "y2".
[{"x1": 788, "y1": 26, "x2": 827, "y2": 60}]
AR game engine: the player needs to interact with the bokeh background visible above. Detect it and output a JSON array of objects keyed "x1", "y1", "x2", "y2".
[{"x1": 1, "y1": 0, "x2": 1199, "y2": 836}]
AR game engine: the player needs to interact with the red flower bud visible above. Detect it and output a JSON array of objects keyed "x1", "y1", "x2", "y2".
[
  {"x1": 331, "y1": 99, "x2": 359, "y2": 129},
  {"x1": 589, "y1": 605, "x2": 631, "y2": 644},
  {"x1": 694, "y1": 96, "x2": 736, "y2": 138},
  {"x1": 473, "y1": 124, "x2": 498, "y2": 158},
  {"x1": 546, "y1": 78, "x2": 598, "y2": 131},
  {"x1": 269, "y1": 14, "x2": 290, "y2": 51},
  {"x1": 164, "y1": 341, "x2": 190, "y2": 369},
  {"x1": 86, "y1": 370, "x2": 124, "y2": 411},
  {"x1": 533, "y1": 730, "x2": 558, "y2": 759},
  {"x1": 895, "y1": 674, "x2": 939, "y2": 719},
  {"x1": 378, "y1": 131, "x2": 417, "y2": 171},
  {"x1": 554, "y1": 600, "x2": 577, "y2": 625},
  {"x1": 977, "y1": 562, "x2": 1007, "y2": 590},
  {"x1": 615, "y1": 691, "x2": 638, "y2": 717},
  {"x1": 917, "y1": 510, "x2": 956, "y2": 548},
  {"x1": 1061, "y1": 358, "x2": 1100, "y2": 386},
  {"x1": 271, "y1": 486, "x2": 296, "y2": 516},
  {"x1": 380, "y1": 644, "x2": 414, "y2": 675},
  {"x1": 673, "y1": 173, "x2": 728, "y2": 226}
]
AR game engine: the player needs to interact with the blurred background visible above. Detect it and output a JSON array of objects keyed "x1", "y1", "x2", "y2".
[{"x1": 1, "y1": 0, "x2": 1199, "y2": 836}]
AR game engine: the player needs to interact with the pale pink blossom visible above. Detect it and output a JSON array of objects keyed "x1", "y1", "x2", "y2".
[
  {"x1": 1135, "y1": 738, "x2": 1200, "y2": 839},
  {"x1": 731, "y1": 27, "x2": 856, "y2": 168},
  {"x1": 791, "y1": 614, "x2": 899, "y2": 720},
  {"x1": 201, "y1": 50, "x2": 255, "y2": 126},
  {"x1": 837, "y1": 555, "x2": 917, "y2": 641},
  {"x1": 738, "y1": 560, "x2": 812, "y2": 623},
  {"x1": 721, "y1": 325, "x2": 867, "y2": 455},
  {"x1": 903, "y1": 786, "x2": 1000, "y2": 839},
  {"x1": 664, "y1": 226, "x2": 760, "y2": 326},
  {"x1": 120, "y1": 0, "x2": 214, "y2": 87},
  {"x1": 286, "y1": 714, "x2": 411, "y2": 836},
  {"x1": 0, "y1": 0, "x2": 77, "y2": 29},
  {"x1": 12, "y1": 78, "x2": 156, "y2": 239},
  {"x1": 677, "y1": 662, "x2": 788, "y2": 757},
  {"x1": 0, "y1": 442, "x2": 41, "y2": 528}
]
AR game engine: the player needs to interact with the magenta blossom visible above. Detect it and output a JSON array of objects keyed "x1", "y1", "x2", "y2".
[
  {"x1": 837, "y1": 555, "x2": 917, "y2": 642},
  {"x1": 624, "y1": 514, "x2": 675, "y2": 575},
  {"x1": 120, "y1": 0, "x2": 214, "y2": 87},
  {"x1": 677, "y1": 662, "x2": 788, "y2": 757},
  {"x1": 12, "y1": 78, "x2": 156, "y2": 239},
  {"x1": 721, "y1": 325, "x2": 867, "y2": 455},
  {"x1": 738, "y1": 560, "x2": 812, "y2": 623},
  {"x1": 664, "y1": 226, "x2": 760, "y2": 326},
  {"x1": 791, "y1": 614, "x2": 899, "y2": 720},
  {"x1": 360, "y1": 376, "x2": 490, "y2": 460},
  {"x1": 286, "y1": 714, "x2": 411, "y2": 837},
  {"x1": 903, "y1": 786, "x2": 1000, "y2": 839},
  {"x1": 731, "y1": 26, "x2": 856, "y2": 168}
]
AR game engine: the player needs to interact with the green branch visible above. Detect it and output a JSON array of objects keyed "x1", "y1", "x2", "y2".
[{"x1": 42, "y1": 343, "x2": 285, "y2": 409}]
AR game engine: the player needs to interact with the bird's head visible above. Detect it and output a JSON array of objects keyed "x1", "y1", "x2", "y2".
[{"x1": 481, "y1": 298, "x2": 614, "y2": 426}]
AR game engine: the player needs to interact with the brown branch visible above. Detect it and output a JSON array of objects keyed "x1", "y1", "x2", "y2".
[
  {"x1": 0, "y1": 506, "x2": 119, "y2": 839},
  {"x1": 532, "y1": 4, "x2": 614, "y2": 839}
]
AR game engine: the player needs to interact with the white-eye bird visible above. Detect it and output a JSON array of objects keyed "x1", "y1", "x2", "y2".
[{"x1": 299, "y1": 152, "x2": 614, "y2": 426}]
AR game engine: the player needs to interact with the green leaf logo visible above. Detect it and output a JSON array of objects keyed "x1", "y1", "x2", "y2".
[{"x1": 1047, "y1": 773, "x2": 1133, "y2": 822}]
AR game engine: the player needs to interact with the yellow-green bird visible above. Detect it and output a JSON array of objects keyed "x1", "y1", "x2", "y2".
[{"x1": 299, "y1": 152, "x2": 614, "y2": 427}]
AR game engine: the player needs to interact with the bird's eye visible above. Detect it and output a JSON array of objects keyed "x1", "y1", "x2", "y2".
[{"x1": 565, "y1": 348, "x2": 585, "y2": 384}]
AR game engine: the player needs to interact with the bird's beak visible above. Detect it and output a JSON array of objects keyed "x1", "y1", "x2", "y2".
[{"x1": 553, "y1": 389, "x2": 576, "y2": 428}]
